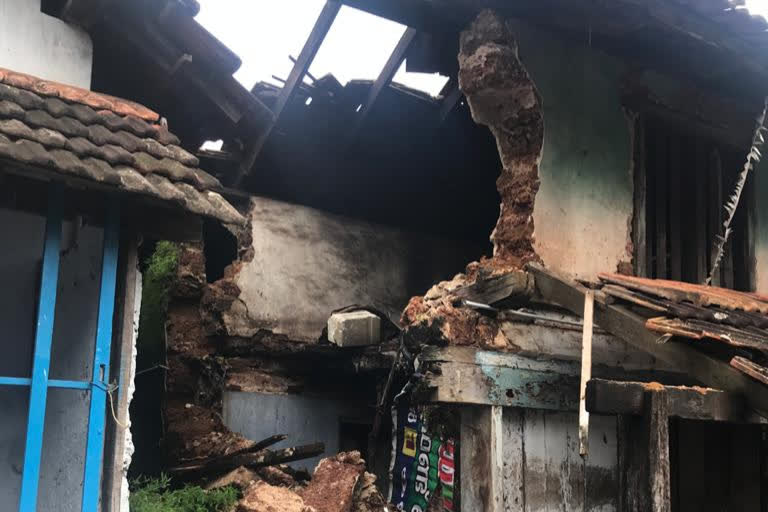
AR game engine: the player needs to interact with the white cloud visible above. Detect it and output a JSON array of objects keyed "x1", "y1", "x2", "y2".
[{"x1": 196, "y1": 0, "x2": 449, "y2": 97}]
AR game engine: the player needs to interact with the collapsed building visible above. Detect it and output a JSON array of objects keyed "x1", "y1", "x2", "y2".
[{"x1": 3, "y1": 0, "x2": 768, "y2": 510}]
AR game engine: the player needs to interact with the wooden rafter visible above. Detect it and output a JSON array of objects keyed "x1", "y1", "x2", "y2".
[
  {"x1": 527, "y1": 263, "x2": 768, "y2": 418},
  {"x1": 346, "y1": 27, "x2": 418, "y2": 143},
  {"x1": 234, "y1": 0, "x2": 342, "y2": 186}
]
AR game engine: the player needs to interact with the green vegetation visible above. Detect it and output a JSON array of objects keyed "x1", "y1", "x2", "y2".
[
  {"x1": 138, "y1": 241, "x2": 179, "y2": 364},
  {"x1": 129, "y1": 475, "x2": 239, "y2": 512}
]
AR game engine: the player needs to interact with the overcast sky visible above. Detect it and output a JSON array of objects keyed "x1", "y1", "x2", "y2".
[{"x1": 197, "y1": 0, "x2": 768, "y2": 98}]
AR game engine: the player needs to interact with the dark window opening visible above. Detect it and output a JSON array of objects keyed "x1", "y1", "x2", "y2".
[
  {"x1": 338, "y1": 419, "x2": 371, "y2": 457},
  {"x1": 202, "y1": 219, "x2": 238, "y2": 283},
  {"x1": 639, "y1": 116, "x2": 755, "y2": 290}
]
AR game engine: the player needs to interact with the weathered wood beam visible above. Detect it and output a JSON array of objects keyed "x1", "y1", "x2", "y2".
[
  {"x1": 347, "y1": 27, "x2": 418, "y2": 143},
  {"x1": 459, "y1": 406, "x2": 504, "y2": 512},
  {"x1": 617, "y1": 388, "x2": 671, "y2": 512},
  {"x1": 438, "y1": 80, "x2": 463, "y2": 121},
  {"x1": 527, "y1": 263, "x2": 768, "y2": 417},
  {"x1": 234, "y1": 0, "x2": 341, "y2": 185},
  {"x1": 731, "y1": 356, "x2": 768, "y2": 386},
  {"x1": 586, "y1": 378, "x2": 749, "y2": 423}
]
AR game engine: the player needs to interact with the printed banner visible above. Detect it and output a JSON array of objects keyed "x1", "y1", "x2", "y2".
[{"x1": 389, "y1": 403, "x2": 457, "y2": 512}]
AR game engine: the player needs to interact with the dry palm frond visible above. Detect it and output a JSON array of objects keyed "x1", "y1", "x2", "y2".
[{"x1": 707, "y1": 98, "x2": 768, "y2": 285}]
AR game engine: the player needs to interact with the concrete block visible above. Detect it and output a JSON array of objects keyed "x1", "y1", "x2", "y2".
[{"x1": 328, "y1": 311, "x2": 381, "y2": 347}]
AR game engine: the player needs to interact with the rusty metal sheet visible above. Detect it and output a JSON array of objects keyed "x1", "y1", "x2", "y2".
[
  {"x1": 599, "y1": 273, "x2": 768, "y2": 314},
  {"x1": 646, "y1": 316, "x2": 768, "y2": 352}
]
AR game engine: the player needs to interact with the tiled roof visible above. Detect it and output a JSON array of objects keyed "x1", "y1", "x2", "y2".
[{"x1": 0, "y1": 68, "x2": 244, "y2": 225}]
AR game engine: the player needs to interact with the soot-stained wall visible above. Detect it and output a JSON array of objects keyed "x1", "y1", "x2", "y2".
[
  {"x1": 512, "y1": 22, "x2": 634, "y2": 281},
  {"x1": 755, "y1": 162, "x2": 768, "y2": 294},
  {"x1": 218, "y1": 196, "x2": 484, "y2": 342},
  {"x1": 0, "y1": 207, "x2": 104, "y2": 511}
]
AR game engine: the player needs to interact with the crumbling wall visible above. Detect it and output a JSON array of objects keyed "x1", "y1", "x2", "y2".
[
  {"x1": 206, "y1": 196, "x2": 481, "y2": 342},
  {"x1": 402, "y1": 10, "x2": 635, "y2": 347},
  {"x1": 402, "y1": 10, "x2": 545, "y2": 347}
]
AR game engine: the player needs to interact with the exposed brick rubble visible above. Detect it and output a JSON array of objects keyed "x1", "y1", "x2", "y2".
[
  {"x1": 164, "y1": 244, "x2": 389, "y2": 511},
  {"x1": 402, "y1": 9, "x2": 544, "y2": 347}
]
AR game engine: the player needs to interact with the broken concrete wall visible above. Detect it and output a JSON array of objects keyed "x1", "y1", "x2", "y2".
[{"x1": 214, "y1": 196, "x2": 483, "y2": 342}]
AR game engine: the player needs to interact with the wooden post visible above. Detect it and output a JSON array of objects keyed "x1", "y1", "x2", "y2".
[
  {"x1": 460, "y1": 406, "x2": 504, "y2": 512},
  {"x1": 618, "y1": 388, "x2": 671, "y2": 512},
  {"x1": 645, "y1": 389, "x2": 671, "y2": 512},
  {"x1": 579, "y1": 290, "x2": 594, "y2": 455}
]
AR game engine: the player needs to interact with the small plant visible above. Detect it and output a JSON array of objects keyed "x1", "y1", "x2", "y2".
[{"x1": 129, "y1": 474, "x2": 239, "y2": 512}]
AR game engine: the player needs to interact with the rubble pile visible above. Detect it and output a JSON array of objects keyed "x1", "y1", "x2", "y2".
[{"x1": 205, "y1": 451, "x2": 386, "y2": 512}]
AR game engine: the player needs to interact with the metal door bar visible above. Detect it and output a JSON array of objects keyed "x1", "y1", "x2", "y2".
[
  {"x1": 81, "y1": 201, "x2": 120, "y2": 512},
  {"x1": 18, "y1": 187, "x2": 63, "y2": 511}
]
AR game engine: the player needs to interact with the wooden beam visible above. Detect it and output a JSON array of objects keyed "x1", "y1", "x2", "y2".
[
  {"x1": 731, "y1": 356, "x2": 768, "y2": 386},
  {"x1": 234, "y1": 0, "x2": 341, "y2": 185},
  {"x1": 586, "y1": 379, "x2": 749, "y2": 423},
  {"x1": 632, "y1": 115, "x2": 649, "y2": 277},
  {"x1": 438, "y1": 80, "x2": 463, "y2": 121},
  {"x1": 646, "y1": 389, "x2": 672, "y2": 512},
  {"x1": 617, "y1": 388, "x2": 671, "y2": 512},
  {"x1": 528, "y1": 263, "x2": 768, "y2": 417},
  {"x1": 347, "y1": 27, "x2": 418, "y2": 143}
]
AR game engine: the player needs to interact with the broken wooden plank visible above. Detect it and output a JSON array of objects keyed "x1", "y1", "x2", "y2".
[
  {"x1": 235, "y1": 0, "x2": 341, "y2": 185},
  {"x1": 528, "y1": 263, "x2": 768, "y2": 417},
  {"x1": 586, "y1": 379, "x2": 747, "y2": 422},
  {"x1": 578, "y1": 290, "x2": 594, "y2": 455},
  {"x1": 169, "y1": 442, "x2": 325, "y2": 478},
  {"x1": 452, "y1": 269, "x2": 533, "y2": 305},
  {"x1": 730, "y1": 356, "x2": 768, "y2": 385},
  {"x1": 598, "y1": 272, "x2": 768, "y2": 314},
  {"x1": 645, "y1": 316, "x2": 768, "y2": 351}
]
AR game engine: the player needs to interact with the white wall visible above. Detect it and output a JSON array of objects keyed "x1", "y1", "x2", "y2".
[
  {"x1": 222, "y1": 196, "x2": 480, "y2": 341},
  {"x1": 0, "y1": 207, "x2": 104, "y2": 511},
  {"x1": 0, "y1": 0, "x2": 92, "y2": 87}
]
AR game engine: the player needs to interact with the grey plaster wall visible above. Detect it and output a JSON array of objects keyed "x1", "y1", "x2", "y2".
[
  {"x1": 223, "y1": 196, "x2": 482, "y2": 341},
  {"x1": 223, "y1": 391, "x2": 369, "y2": 470},
  {"x1": 0, "y1": 207, "x2": 104, "y2": 511},
  {"x1": 513, "y1": 23, "x2": 634, "y2": 281},
  {"x1": 0, "y1": 0, "x2": 93, "y2": 88}
]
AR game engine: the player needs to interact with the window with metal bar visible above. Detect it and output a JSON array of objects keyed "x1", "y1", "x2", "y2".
[{"x1": 638, "y1": 116, "x2": 756, "y2": 291}]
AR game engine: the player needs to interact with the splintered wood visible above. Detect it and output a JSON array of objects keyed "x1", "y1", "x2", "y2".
[{"x1": 578, "y1": 290, "x2": 594, "y2": 456}]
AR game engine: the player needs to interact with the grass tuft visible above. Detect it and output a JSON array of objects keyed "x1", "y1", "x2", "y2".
[{"x1": 129, "y1": 474, "x2": 239, "y2": 512}]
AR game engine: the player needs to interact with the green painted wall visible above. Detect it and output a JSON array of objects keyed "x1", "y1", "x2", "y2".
[{"x1": 511, "y1": 22, "x2": 634, "y2": 280}]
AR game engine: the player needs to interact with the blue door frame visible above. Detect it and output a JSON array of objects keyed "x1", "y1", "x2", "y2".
[{"x1": 0, "y1": 186, "x2": 121, "y2": 511}]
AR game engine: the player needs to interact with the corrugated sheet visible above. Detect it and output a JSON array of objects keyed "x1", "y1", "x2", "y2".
[{"x1": 0, "y1": 67, "x2": 244, "y2": 225}]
